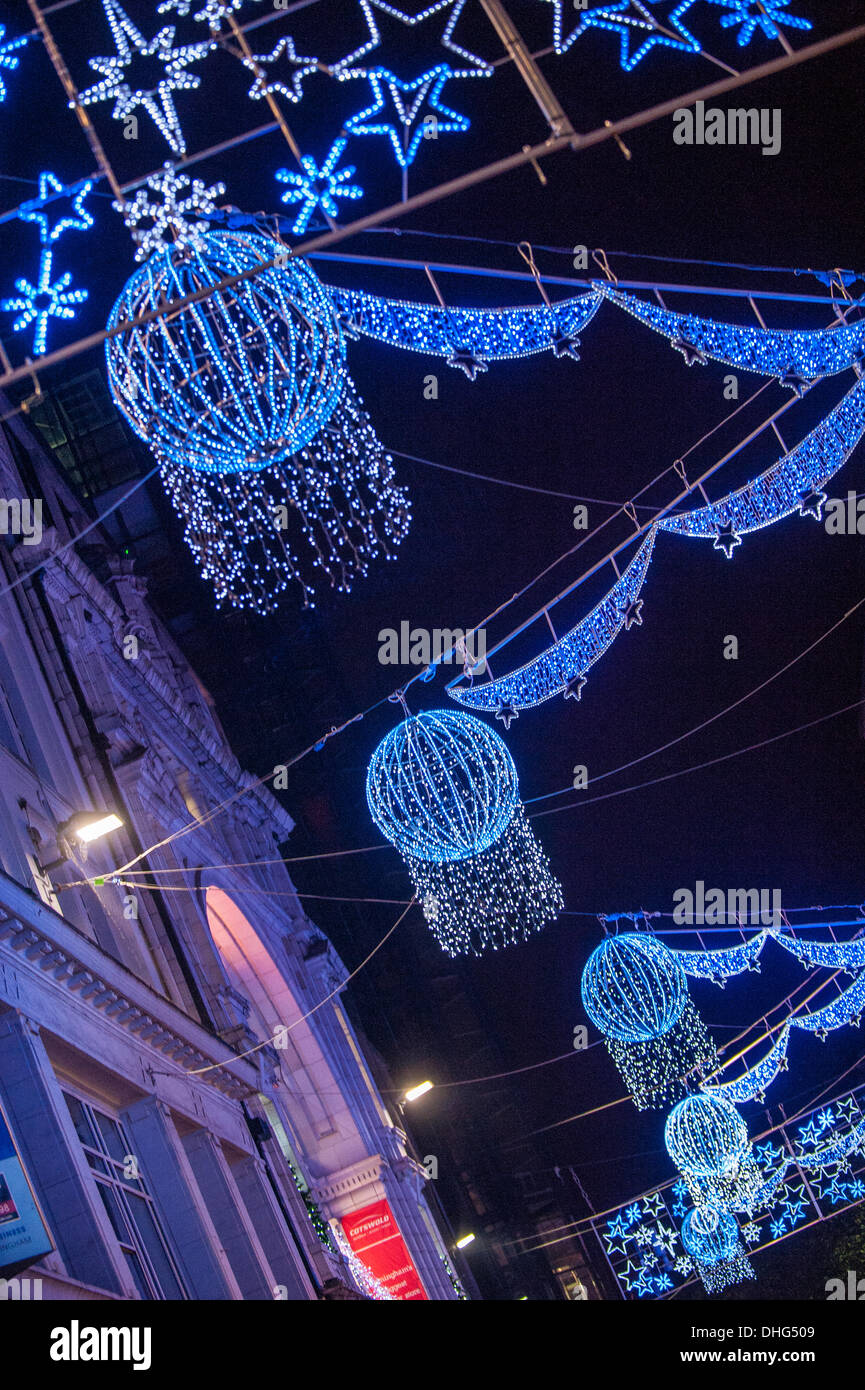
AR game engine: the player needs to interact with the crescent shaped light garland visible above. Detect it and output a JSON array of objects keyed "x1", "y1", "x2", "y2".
[
  {"x1": 790, "y1": 969, "x2": 865, "y2": 1038},
  {"x1": 774, "y1": 933, "x2": 865, "y2": 972},
  {"x1": 703, "y1": 1023, "x2": 792, "y2": 1105},
  {"x1": 658, "y1": 373, "x2": 865, "y2": 554},
  {"x1": 449, "y1": 527, "x2": 656, "y2": 717},
  {"x1": 327, "y1": 286, "x2": 602, "y2": 372},
  {"x1": 671, "y1": 932, "x2": 768, "y2": 984},
  {"x1": 597, "y1": 282, "x2": 865, "y2": 385}
]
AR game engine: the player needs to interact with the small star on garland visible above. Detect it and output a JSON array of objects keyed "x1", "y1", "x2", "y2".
[
  {"x1": 446, "y1": 346, "x2": 488, "y2": 378},
  {"x1": 494, "y1": 701, "x2": 519, "y2": 729},
  {"x1": 563, "y1": 674, "x2": 587, "y2": 702},
  {"x1": 115, "y1": 163, "x2": 225, "y2": 261},
  {"x1": 618, "y1": 597, "x2": 644, "y2": 629},
  {"x1": 713, "y1": 520, "x2": 742, "y2": 557},
  {"x1": 672, "y1": 336, "x2": 709, "y2": 366}
]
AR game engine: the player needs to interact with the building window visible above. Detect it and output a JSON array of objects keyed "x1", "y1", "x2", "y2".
[{"x1": 62, "y1": 1092, "x2": 187, "y2": 1300}]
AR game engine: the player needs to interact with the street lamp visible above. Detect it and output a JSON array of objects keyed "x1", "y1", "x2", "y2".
[
  {"x1": 404, "y1": 1080, "x2": 434, "y2": 1103},
  {"x1": 32, "y1": 810, "x2": 125, "y2": 872},
  {"x1": 455, "y1": 1233, "x2": 476, "y2": 1250}
]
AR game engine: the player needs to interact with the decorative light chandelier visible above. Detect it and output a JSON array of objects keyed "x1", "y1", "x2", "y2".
[
  {"x1": 366, "y1": 708, "x2": 562, "y2": 956},
  {"x1": 580, "y1": 933, "x2": 717, "y2": 1109},
  {"x1": 665, "y1": 1092, "x2": 763, "y2": 1211},
  {"x1": 680, "y1": 1206, "x2": 754, "y2": 1294}
]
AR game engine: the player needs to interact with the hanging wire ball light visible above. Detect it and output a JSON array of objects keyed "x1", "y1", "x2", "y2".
[
  {"x1": 666, "y1": 1091, "x2": 764, "y2": 1213},
  {"x1": 366, "y1": 709, "x2": 562, "y2": 956},
  {"x1": 665, "y1": 1093, "x2": 749, "y2": 1178},
  {"x1": 366, "y1": 708, "x2": 520, "y2": 862},
  {"x1": 105, "y1": 231, "x2": 346, "y2": 473},
  {"x1": 158, "y1": 375, "x2": 411, "y2": 611},
  {"x1": 680, "y1": 1206, "x2": 754, "y2": 1294},
  {"x1": 580, "y1": 933, "x2": 716, "y2": 1110}
]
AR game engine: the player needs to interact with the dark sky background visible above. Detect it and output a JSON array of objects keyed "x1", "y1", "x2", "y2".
[{"x1": 4, "y1": 0, "x2": 865, "y2": 1291}]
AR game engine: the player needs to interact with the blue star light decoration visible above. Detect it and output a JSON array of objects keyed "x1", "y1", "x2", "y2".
[
  {"x1": 334, "y1": 1, "x2": 492, "y2": 168},
  {"x1": 705, "y1": 0, "x2": 812, "y2": 47},
  {"x1": 0, "y1": 25, "x2": 28, "y2": 102},
  {"x1": 1, "y1": 249, "x2": 88, "y2": 356},
  {"x1": 18, "y1": 173, "x2": 95, "y2": 245},
  {"x1": 75, "y1": 0, "x2": 213, "y2": 156},
  {"x1": 554, "y1": 1, "x2": 702, "y2": 69},
  {"x1": 275, "y1": 139, "x2": 364, "y2": 236},
  {"x1": 116, "y1": 163, "x2": 225, "y2": 261}
]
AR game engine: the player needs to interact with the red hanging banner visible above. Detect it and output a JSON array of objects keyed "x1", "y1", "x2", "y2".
[{"x1": 341, "y1": 1199, "x2": 428, "y2": 1301}]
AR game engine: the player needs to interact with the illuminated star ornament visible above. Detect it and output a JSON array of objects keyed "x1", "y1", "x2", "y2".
[
  {"x1": 335, "y1": 1, "x2": 492, "y2": 168},
  {"x1": 19, "y1": 173, "x2": 95, "y2": 244},
  {"x1": 115, "y1": 163, "x2": 226, "y2": 261},
  {"x1": 563, "y1": 1, "x2": 702, "y2": 69},
  {"x1": 243, "y1": 36, "x2": 320, "y2": 103},
  {"x1": 75, "y1": 0, "x2": 214, "y2": 156},
  {"x1": 705, "y1": 0, "x2": 812, "y2": 46},
  {"x1": 276, "y1": 139, "x2": 364, "y2": 236},
  {"x1": 1, "y1": 249, "x2": 88, "y2": 356},
  {"x1": 0, "y1": 25, "x2": 29, "y2": 102}
]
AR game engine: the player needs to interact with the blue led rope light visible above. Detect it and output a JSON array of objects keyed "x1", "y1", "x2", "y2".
[
  {"x1": 582, "y1": 933, "x2": 686, "y2": 1041},
  {"x1": 546, "y1": 1, "x2": 702, "y2": 68},
  {"x1": 659, "y1": 374, "x2": 865, "y2": 554},
  {"x1": 333, "y1": 0, "x2": 493, "y2": 81},
  {"x1": 775, "y1": 933, "x2": 865, "y2": 971},
  {"x1": 75, "y1": 0, "x2": 214, "y2": 156},
  {"x1": 276, "y1": 139, "x2": 364, "y2": 236},
  {"x1": 450, "y1": 527, "x2": 656, "y2": 716},
  {"x1": 18, "y1": 173, "x2": 95, "y2": 244},
  {"x1": 1, "y1": 248, "x2": 88, "y2": 357},
  {"x1": 704, "y1": 1024, "x2": 792, "y2": 1106},
  {"x1": 598, "y1": 283, "x2": 865, "y2": 384},
  {"x1": 0, "y1": 25, "x2": 28, "y2": 102},
  {"x1": 105, "y1": 232, "x2": 346, "y2": 474},
  {"x1": 672, "y1": 932, "x2": 768, "y2": 983},
  {"x1": 704, "y1": 0, "x2": 812, "y2": 47},
  {"x1": 366, "y1": 708, "x2": 519, "y2": 862},
  {"x1": 327, "y1": 285, "x2": 601, "y2": 365}
]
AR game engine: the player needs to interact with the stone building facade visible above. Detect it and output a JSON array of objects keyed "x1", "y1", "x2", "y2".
[{"x1": 0, "y1": 399, "x2": 461, "y2": 1301}]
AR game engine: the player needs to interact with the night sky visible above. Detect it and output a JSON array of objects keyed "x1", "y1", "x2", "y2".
[{"x1": 3, "y1": 0, "x2": 865, "y2": 1293}]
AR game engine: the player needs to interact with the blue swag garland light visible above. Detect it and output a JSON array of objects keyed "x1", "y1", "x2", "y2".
[
  {"x1": 671, "y1": 932, "x2": 768, "y2": 985},
  {"x1": 680, "y1": 1206, "x2": 754, "y2": 1294},
  {"x1": 326, "y1": 285, "x2": 602, "y2": 373},
  {"x1": 659, "y1": 373, "x2": 865, "y2": 556},
  {"x1": 703, "y1": 1024, "x2": 792, "y2": 1106},
  {"x1": 597, "y1": 283, "x2": 865, "y2": 387},
  {"x1": 450, "y1": 527, "x2": 656, "y2": 718},
  {"x1": 580, "y1": 933, "x2": 717, "y2": 1109},
  {"x1": 366, "y1": 709, "x2": 562, "y2": 956}
]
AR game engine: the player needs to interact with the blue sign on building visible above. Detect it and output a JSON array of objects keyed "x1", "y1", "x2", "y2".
[{"x1": 0, "y1": 1099, "x2": 53, "y2": 1276}]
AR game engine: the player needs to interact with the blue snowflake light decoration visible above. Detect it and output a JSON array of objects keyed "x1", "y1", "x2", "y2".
[
  {"x1": 276, "y1": 139, "x2": 364, "y2": 236},
  {"x1": 581, "y1": 934, "x2": 716, "y2": 1108},
  {"x1": 1, "y1": 248, "x2": 88, "y2": 356},
  {"x1": 75, "y1": 0, "x2": 214, "y2": 156},
  {"x1": 705, "y1": 0, "x2": 812, "y2": 47},
  {"x1": 105, "y1": 231, "x2": 345, "y2": 474},
  {"x1": 0, "y1": 25, "x2": 28, "y2": 103},
  {"x1": 366, "y1": 709, "x2": 562, "y2": 955}
]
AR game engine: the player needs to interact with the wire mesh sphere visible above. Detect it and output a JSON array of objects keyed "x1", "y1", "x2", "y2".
[
  {"x1": 366, "y1": 709, "x2": 520, "y2": 864},
  {"x1": 681, "y1": 1206, "x2": 740, "y2": 1265},
  {"x1": 580, "y1": 933, "x2": 687, "y2": 1042},
  {"x1": 105, "y1": 232, "x2": 345, "y2": 474},
  {"x1": 665, "y1": 1093, "x2": 749, "y2": 1177}
]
